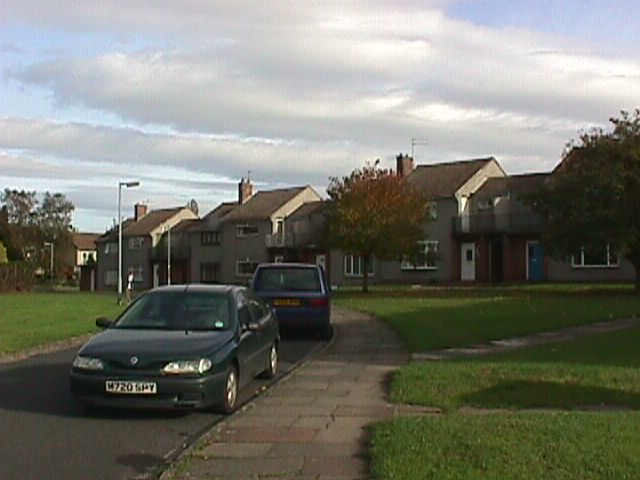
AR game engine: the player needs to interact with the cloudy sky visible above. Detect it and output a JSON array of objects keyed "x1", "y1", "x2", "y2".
[{"x1": 1, "y1": 0, "x2": 638, "y2": 232}]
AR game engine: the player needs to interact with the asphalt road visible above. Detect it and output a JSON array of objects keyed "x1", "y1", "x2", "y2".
[{"x1": 0, "y1": 336, "x2": 324, "y2": 480}]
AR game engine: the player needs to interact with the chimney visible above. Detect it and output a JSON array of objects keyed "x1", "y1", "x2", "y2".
[
  {"x1": 134, "y1": 203, "x2": 148, "y2": 221},
  {"x1": 396, "y1": 153, "x2": 414, "y2": 177},
  {"x1": 238, "y1": 177, "x2": 253, "y2": 204}
]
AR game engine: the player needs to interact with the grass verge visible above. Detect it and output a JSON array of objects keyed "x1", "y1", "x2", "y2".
[
  {"x1": 370, "y1": 413, "x2": 640, "y2": 480},
  {"x1": 336, "y1": 288, "x2": 640, "y2": 352},
  {"x1": 392, "y1": 325, "x2": 640, "y2": 411},
  {"x1": 0, "y1": 292, "x2": 124, "y2": 355}
]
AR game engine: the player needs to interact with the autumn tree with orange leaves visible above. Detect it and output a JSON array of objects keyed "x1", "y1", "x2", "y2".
[{"x1": 326, "y1": 160, "x2": 430, "y2": 292}]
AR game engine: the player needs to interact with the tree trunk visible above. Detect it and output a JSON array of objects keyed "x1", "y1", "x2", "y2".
[{"x1": 361, "y1": 254, "x2": 370, "y2": 293}]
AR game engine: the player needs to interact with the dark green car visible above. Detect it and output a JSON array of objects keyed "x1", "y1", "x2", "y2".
[{"x1": 70, "y1": 284, "x2": 279, "y2": 413}]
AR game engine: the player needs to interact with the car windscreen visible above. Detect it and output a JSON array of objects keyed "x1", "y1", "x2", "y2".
[
  {"x1": 255, "y1": 267, "x2": 322, "y2": 292},
  {"x1": 114, "y1": 291, "x2": 232, "y2": 331}
]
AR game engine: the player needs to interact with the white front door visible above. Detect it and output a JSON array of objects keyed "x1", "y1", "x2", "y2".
[{"x1": 461, "y1": 243, "x2": 476, "y2": 281}]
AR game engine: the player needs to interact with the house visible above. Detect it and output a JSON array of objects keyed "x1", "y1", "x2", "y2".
[
  {"x1": 71, "y1": 232, "x2": 99, "y2": 290},
  {"x1": 455, "y1": 173, "x2": 548, "y2": 283},
  {"x1": 186, "y1": 179, "x2": 323, "y2": 285},
  {"x1": 95, "y1": 204, "x2": 198, "y2": 291},
  {"x1": 281, "y1": 201, "x2": 329, "y2": 269},
  {"x1": 186, "y1": 201, "x2": 238, "y2": 284},
  {"x1": 328, "y1": 154, "x2": 506, "y2": 286},
  {"x1": 93, "y1": 154, "x2": 636, "y2": 292},
  {"x1": 458, "y1": 170, "x2": 636, "y2": 284}
]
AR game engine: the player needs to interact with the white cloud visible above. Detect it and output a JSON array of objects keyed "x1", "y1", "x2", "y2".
[{"x1": 1, "y1": 1, "x2": 639, "y2": 230}]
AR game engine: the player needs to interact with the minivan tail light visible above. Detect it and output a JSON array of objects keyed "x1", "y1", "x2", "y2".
[{"x1": 308, "y1": 298, "x2": 329, "y2": 308}]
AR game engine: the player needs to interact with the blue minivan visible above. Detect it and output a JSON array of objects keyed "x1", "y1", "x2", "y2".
[{"x1": 250, "y1": 263, "x2": 331, "y2": 340}]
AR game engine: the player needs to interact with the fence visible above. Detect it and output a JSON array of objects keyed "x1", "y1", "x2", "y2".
[{"x1": 0, "y1": 262, "x2": 36, "y2": 291}]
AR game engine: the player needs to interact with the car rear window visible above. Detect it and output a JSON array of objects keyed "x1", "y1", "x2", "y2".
[{"x1": 255, "y1": 267, "x2": 322, "y2": 292}]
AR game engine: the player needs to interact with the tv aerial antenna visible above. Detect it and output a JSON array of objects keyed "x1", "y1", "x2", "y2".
[{"x1": 411, "y1": 138, "x2": 428, "y2": 158}]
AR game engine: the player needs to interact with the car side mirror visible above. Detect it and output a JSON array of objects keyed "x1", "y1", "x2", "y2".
[{"x1": 96, "y1": 316, "x2": 113, "y2": 329}]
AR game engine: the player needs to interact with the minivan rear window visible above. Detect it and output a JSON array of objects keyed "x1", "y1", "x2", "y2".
[{"x1": 255, "y1": 268, "x2": 321, "y2": 292}]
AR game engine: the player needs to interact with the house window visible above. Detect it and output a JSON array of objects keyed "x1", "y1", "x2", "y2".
[
  {"x1": 344, "y1": 255, "x2": 375, "y2": 277},
  {"x1": 104, "y1": 270, "x2": 118, "y2": 286},
  {"x1": 236, "y1": 258, "x2": 259, "y2": 277},
  {"x1": 104, "y1": 242, "x2": 118, "y2": 255},
  {"x1": 427, "y1": 201, "x2": 437, "y2": 220},
  {"x1": 401, "y1": 240, "x2": 439, "y2": 270},
  {"x1": 478, "y1": 199, "x2": 493, "y2": 210},
  {"x1": 201, "y1": 231, "x2": 221, "y2": 245},
  {"x1": 572, "y1": 244, "x2": 619, "y2": 268},
  {"x1": 129, "y1": 265, "x2": 143, "y2": 282},
  {"x1": 129, "y1": 237, "x2": 144, "y2": 249},
  {"x1": 200, "y1": 263, "x2": 219, "y2": 283},
  {"x1": 237, "y1": 224, "x2": 259, "y2": 238}
]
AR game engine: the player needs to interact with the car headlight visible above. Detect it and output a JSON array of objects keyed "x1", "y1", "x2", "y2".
[
  {"x1": 163, "y1": 359, "x2": 213, "y2": 375},
  {"x1": 73, "y1": 356, "x2": 105, "y2": 371}
]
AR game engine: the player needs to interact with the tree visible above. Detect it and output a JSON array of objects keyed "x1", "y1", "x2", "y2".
[
  {"x1": 39, "y1": 192, "x2": 74, "y2": 238},
  {"x1": 0, "y1": 189, "x2": 39, "y2": 260},
  {"x1": 0, "y1": 189, "x2": 75, "y2": 278},
  {"x1": 533, "y1": 109, "x2": 640, "y2": 289},
  {"x1": 326, "y1": 160, "x2": 430, "y2": 292}
]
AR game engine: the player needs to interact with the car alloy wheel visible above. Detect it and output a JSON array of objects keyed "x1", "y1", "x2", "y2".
[
  {"x1": 262, "y1": 343, "x2": 278, "y2": 379},
  {"x1": 220, "y1": 364, "x2": 239, "y2": 414}
]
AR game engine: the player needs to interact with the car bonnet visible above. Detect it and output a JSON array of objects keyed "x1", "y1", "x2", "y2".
[{"x1": 77, "y1": 329, "x2": 233, "y2": 366}]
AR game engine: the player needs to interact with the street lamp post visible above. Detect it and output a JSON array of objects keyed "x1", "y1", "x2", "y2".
[
  {"x1": 44, "y1": 242, "x2": 53, "y2": 282},
  {"x1": 118, "y1": 181, "x2": 140, "y2": 303},
  {"x1": 163, "y1": 224, "x2": 172, "y2": 285},
  {"x1": 167, "y1": 225, "x2": 171, "y2": 285}
]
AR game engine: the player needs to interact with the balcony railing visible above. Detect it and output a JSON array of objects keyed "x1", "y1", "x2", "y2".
[
  {"x1": 453, "y1": 213, "x2": 545, "y2": 235},
  {"x1": 265, "y1": 232, "x2": 318, "y2": 249}
]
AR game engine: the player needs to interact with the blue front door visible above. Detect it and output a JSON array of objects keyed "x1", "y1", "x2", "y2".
[{"x1": 527, "y1": 242, "x2": 544, "y2": 281}]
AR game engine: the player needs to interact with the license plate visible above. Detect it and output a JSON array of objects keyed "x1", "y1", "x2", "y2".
[
  {"x1": 273, "y1": 298, "x2": 301, "y2": 307},
  {"x1": 105, "y1": 380, "x2": 157, "y2": 395}
]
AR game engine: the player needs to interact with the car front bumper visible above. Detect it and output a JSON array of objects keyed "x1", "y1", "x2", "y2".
[{"x1": 69, "y1": 368, "x2": 227, "y2": 410}]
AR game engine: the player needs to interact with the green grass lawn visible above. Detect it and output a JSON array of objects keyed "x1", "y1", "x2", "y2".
[
  {"x1": 370, "y1": 413, "x2": 640, "y2": 480},
  {"x1": 0, "y1": 292, "x2": 125, "y2": 355},
  {"x1": 336, "y1": 287, "x2": 640, "y2": 352},
  {"x1": 336, "y1": 286, "x2": 640, "y2": 480}
]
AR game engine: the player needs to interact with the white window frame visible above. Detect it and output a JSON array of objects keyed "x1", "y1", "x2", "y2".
[
  {"x1": 201, "y1": 231, "x2": 221, "y2": 245},
  {"x1": 128, "y1": 237, "x2": 144, "y2": 250},
  {"x1": 572, "y1": 244, "x2": 619, "y2": 268},
  {"x1": 236, "y1": 258, "x2": 259, "y2": 277},
  {"x1": 129, "y1": 265, "x2": 143, "y2": 282},
  {"x1": 104, "y1": 242, "x2": 118, "y2": 255},
  {"x1": 237, "y1": 224, "x2": 259, "y2": 238},
  {"x1": 478, "y1": 199, "x2": 493, "y2": 210},
  {"x1": 401, "y1": 240, "x2": 439, "y2": 271},
  {"x1": 427, "y1": 201, "x2": 438, "y2": 220},
  {"x1": 344, "y1": 254, "x2": 375, "y2": 278}
]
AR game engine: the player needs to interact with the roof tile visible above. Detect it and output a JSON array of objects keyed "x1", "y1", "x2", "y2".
[{"x1": 407, "y1": 158, "x2": 496, "y2": 198}]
